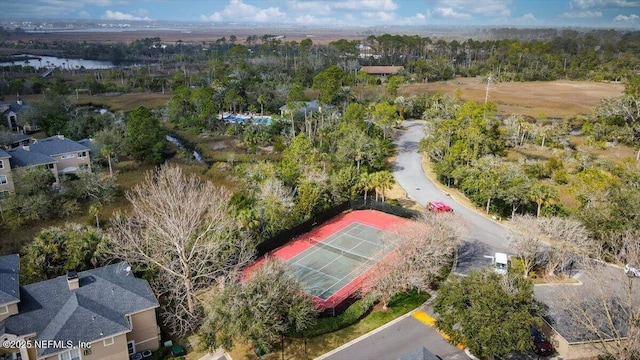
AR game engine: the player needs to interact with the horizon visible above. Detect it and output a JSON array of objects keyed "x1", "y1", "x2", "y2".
[{"x1": 1, "y1": 0, "x2": 639, "y2": 30}]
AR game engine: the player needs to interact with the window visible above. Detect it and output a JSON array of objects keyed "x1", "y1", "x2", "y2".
[
  {"x1": 0, "y1": 305, "x2": 8, "y2": 315},
  {"x1": 60, "y1": 154, "x2": 75, "y2": 159},
  {"x1": 127, "y1": 341, "x2": 136, "y2": 355},
  {"x1": 58, "y1": 348, "x2": 81, "y2": 360},
  {"x1": 46, "y1": 164, "x2": 55, "y2": 170},
  {"x1": 0, "y1": 175, "x2": 7, "y2": 185},
  {"x1": 78, "y1": 151, "x2": 87, "y2": 158},
  {"x1": 0, "y1": 160, "x2": 4, "y2": 169},
  {"x1": 126, "y1": 315, "x2": 133, "y2": 328},
  {"x1": 103, "y1": 337, "x2": 114, "y2": 346}
]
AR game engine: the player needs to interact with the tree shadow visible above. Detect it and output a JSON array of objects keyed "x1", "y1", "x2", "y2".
[{"x1": 454, "y1": 239, "x2": 493, "y2": 275}]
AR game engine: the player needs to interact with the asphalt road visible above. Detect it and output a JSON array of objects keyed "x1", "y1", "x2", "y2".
[
  {"x1": 319, "y1": 307, "x2": 468, "y2": 360},
  {"x1": 319, "y1": 120, "x2": 517, "y2": 360},
  {"x1": 392, "y1": 119, "x2": 512, "y2": 274}
]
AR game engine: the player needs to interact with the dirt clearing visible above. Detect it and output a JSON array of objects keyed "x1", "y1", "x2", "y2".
[{"x1": 402, "y1": 78, "x2": 624, "y2": 118}]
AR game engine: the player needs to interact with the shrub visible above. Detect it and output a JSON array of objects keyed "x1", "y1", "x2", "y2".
[{"x1": 301, "y1": 299, "x2": 372, "y2": 338}]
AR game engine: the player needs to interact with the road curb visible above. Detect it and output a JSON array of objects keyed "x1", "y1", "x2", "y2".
[{"x1": 314, "y1": 307, "x2": 421, "y2": 360}]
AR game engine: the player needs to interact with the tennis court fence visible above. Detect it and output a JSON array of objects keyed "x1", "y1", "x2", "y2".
[{"x1": 256, "y1": 199, "x2": 418, "y2": 258}]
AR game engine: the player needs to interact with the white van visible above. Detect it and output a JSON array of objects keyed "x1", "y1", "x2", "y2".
[{"x1": 494, "y1": 252, "x2": 509, "y2": 275}]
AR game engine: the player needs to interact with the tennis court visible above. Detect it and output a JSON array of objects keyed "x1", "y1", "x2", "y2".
[{"x1": 287, "y1": 222, "x2": 396, "y2": 300}]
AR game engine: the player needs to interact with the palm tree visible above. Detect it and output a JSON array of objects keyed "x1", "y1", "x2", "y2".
[
  {"x1": 372, "y1": 171, "x2": 395, "y2": 202},
  {"x1": 88, "y1": 204, "x2": 101, "y2": 228},
  {"x1": 236, "y1": 207, "x2": 260, "y2": 232},
  {"x1": 211, "y1": 81, "x2": 227, "y2": 120},
  {"x1": 101, "y1": 145, "x2": 115, "y2": 178},
  {"x1": 359, "y1": 172, "x2": 375, "y2": 202},
  {"x1": 257, "y1": 94, "x2": 266, "y2": 116},
  {"x1": 528, "y1": 182, "x2": 558, "y2": 217},
  {"x1": 394, "y1": 96, "x2": 408, "y2": 119},
  {"x1": 338, "y1": 86, "x2": 354, "y2": 113}
]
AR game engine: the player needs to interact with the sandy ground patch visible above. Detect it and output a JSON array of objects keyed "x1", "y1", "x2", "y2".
[{"x1": 402, "y1": 78, "x2": 624, "y2": 118}]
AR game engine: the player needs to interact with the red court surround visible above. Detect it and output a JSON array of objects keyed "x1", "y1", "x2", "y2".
[{"x1": 247, "y1": 209, "x2": 410, "y2": 310}]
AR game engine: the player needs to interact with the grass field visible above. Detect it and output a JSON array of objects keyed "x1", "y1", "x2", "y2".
[
  {"x1": 76, "y1": 92, "x2": 172, "y2": 112},
  {"x1": 401, "y1": 78, "x2": 624, "y2": 118}
]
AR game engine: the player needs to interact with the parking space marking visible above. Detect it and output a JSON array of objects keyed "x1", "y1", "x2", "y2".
[
  {"x1": 412, "y1": 310, "x2": 436, "y2": 326},
  {"x1": 412, "y1": 311, "x2": 465, "y2": 350}
]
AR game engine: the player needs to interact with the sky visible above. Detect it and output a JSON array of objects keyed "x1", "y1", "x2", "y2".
[{"x1": 2, "y1": 0, "x2": 640, "y2": 28}]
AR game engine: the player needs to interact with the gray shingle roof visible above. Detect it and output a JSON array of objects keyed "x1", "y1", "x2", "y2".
[
  {"x1": 0, "y1": 254, "x2": 20, "y2": 305},
  {"x1": 77, "y1": 138, "x2": 93, "y2": 148},
  {"x1": 0, "y1": 101, "x2": 27, "y2": 115},
  {"x1": 7, "y1": 147, "x2": 56, "y2": 168},
  {"x1": 13, "y1": 134, "x2": 31, "y2": 143},
  {"x1": 534, "y1": 261, "x2": 639, "y2": 344},
  {"x1": 1, "y1": 262, "x2": 159, "y2": 357},
  {"x1": 0, "y1": 149, "x2": 10, "y2": 160},
  {"x1": 8, "y1": 102, "x2": 27, "y2": 113},
  {"x1": 30, "y1": 136, "x2": 89, "y2": 156}
]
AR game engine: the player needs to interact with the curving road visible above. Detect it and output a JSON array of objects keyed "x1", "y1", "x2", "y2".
[
  {"x1": 320, "y1": 121, "x2": 515, "y2": 360},
  {"x1": 392, "y1": 119, "x2": 511, "y2": 274}
]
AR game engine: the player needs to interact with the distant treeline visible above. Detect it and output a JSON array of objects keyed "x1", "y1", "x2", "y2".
[{"x1": 1, "y1": 28, "x2": 638, "y2": 81}]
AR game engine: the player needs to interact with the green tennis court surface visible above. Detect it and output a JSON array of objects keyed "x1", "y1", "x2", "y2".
[{"x1": 287, "y1": 222, "x2": 396, "y2": 300}]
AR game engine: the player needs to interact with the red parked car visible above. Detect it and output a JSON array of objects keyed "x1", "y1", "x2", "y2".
[
  {"x1": 427, "y1": 201, "x2": 453, "y2": 212},
  {"x1": 531, "y1": 327, "x2": 554, "y2": 356}
]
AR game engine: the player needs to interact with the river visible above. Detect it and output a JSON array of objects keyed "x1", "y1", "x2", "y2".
[
  {"x1": 1, "y1": 54, "x2": 118, "y2": 69},
  {"x1": 165, "y1": 135, "x2": 204, "y2": 163}
]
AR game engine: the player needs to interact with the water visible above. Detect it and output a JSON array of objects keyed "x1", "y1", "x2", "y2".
[
  {"x1": 165, "y1": 135, "x2": 204, "y2": 163},
  {"x1": 223, "y1": 114, "x2": 273, "y2": 125},
  {"x1": 1, "y1": 54, "x2": 116, "y2": 69}
]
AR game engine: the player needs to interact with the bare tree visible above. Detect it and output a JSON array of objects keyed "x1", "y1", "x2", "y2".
[
  {"x1": 509, "y1": 215, "x2": 593, "y2": 279},
  {"x1": 109, "y1": 165, "x2": 254, "y2": 335},
  {"x1": 508, "y1": 215, "x2": 544, "y2": 278},
  {"x1": 546, "y1": 230, "x2": 640, "y2": 359},
  {"x1": 366, "y1": 211, "x2": 466, "y2": 309},
  {"x1": 537, "y1": 216, "x2": 593, "y2": 277}
]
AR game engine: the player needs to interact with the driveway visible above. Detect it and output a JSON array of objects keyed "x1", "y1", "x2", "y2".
[{"x1": 393, "y1": 120, "x2": 512, "y2": 274}]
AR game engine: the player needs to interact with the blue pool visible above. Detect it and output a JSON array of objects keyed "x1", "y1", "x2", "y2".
[{"x1": 224, "y1": 115, "x2": 272, "y2": 125}]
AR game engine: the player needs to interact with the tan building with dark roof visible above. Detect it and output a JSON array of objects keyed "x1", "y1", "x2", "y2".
[
  {"x1": 0, "y1": 257, "x2": 161, "y2": 360},
  {"x1": 360, "y1": 66, "x2": 404, "y2": 76}
]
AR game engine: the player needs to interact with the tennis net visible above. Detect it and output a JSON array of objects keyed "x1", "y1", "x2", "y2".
[{"x1": 309, "y1": 237, "x2": 376, "y2": 263}]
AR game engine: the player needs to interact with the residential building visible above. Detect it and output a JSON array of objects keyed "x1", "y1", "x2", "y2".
[
  {"x1": 0, "y1": 255, "x2": 20, "y2": 323},
  {"x1": 0, "y1": 256, "x2": 161, "y2": 360},
  {"x1": 0, "y1": 100, "x2": 27, "y2": 133},
  {"x1": 0, "y1": 150, "x2": 14, "y2": 194},
  {"x1": 1, "y1": 135, "x2": 91, "y2": 191},
  {"x1": 359, "y1": 66, "x2": 405, "y2": 76},
  {"x1": 28, "y1": 135, "x2": 91, "y2": 175},
  {"x1": 534, "y1": 263, "x2": 639, "y2": 359}
]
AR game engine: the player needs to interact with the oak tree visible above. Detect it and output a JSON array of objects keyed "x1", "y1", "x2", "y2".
[
  {"x1": 434, "y1": 269, "x2": 542, "y2": 359},
  {"x1": 201, "y1": 258, "x2": 318, "y2": 354},
  {"x1": 109, "y1": 165, "x2": 254, "y2": 335}
]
